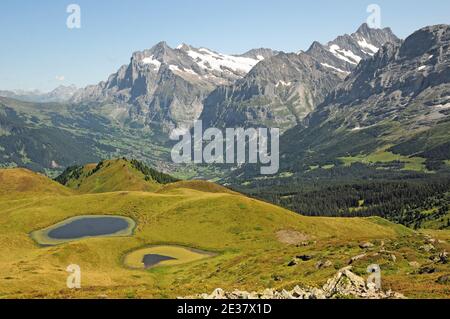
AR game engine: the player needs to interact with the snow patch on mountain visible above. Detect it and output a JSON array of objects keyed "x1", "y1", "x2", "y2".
[
  {"x1": 185, "y1": 48, "x2": 262, "y2": 73},
  {"x1": 169, "y1": 65, "x2": 198, "y2": 76},
  {"x1": 357, "y1": 38, "x2": 379, "y2": 55},
  {"x1": 321, "y1": 63, "x2": 350, "y2": 75},
  {"x1": 328, "y1": 45, "x2": 362, "y2": 65},
  {"x1": 276, "y1": 81, "x2": 292, "y2": 87},
  {"x1": 142, "y1": 56, "x2": 161, "y2": 70}
]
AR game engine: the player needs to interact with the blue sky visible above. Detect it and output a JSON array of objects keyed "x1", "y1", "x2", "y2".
[{"x1": 1, "y1": 0, "x2": 449, "y2": 91}]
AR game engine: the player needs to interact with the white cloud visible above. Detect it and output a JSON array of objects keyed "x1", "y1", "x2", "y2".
[{"x1": 55, "y1": 75, "x2": 65, "y2": 81}]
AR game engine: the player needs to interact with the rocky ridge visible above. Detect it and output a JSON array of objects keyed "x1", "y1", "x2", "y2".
[
  {"x1": 200, "y1": 24, "x2": 399, "y2": 132},
  {"x1": 183, "y1": 266, "x2": 405, "y2": 299},
  {"x1": 71, "y1": 42, "x2": 276, "y2": 133}
]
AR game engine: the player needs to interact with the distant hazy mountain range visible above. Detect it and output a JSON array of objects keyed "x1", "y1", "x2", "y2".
[
  {"x1": 0, "y1": 23, "x2": 449, "y2": 179},
  {"x1": 0, "y1": 85, "x2": 78, "y2": 103}
]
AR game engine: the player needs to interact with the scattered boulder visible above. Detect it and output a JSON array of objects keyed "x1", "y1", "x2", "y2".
[
  {"x1": 418, "y1": 266, "x2": 436, "y2": 274},
  {"x1": 271, "y1": 274, "x2": 283, "y2": 282},
  {"x1": 420, "y1": 244, "x2": 435, "y2": 252},
  {"x1": 296, "y1": 255, "x2": 313, "y2": 261},
  {"x1": 437, "y1": 251, "x2": 448, "y2": 264},
  {"x1": 315, "y1": 260, "x2": 333, "y2": 269},
  {"x1": 183, "y1": 267, "x2": 405, "y2": 299},
  {"x1": 360, "y1": 242, "x2": 375, "y2": 249},
  {"x1": 391, "y1": 254, "x2": 397, "y2": 263},
  {"x1": 436, "y1": 274, "x2": 450, "y2": 284},
  {"x1": 261, "y1": 288, "x2": 275, "y2": 298},
  {"x1": 209, "y1": 288, "x2": 226, "y2": 299},
  {"x1": 288, "y1": 254, "x2": 314, "y2": 266},
  {"x1": 349, "y1": 253, "x2": 367, "y2": 264},
  {"x1": 321, "y1": 266, "x2": 404, "y2": 299},
  {"x1": 409, "y1": 261, "x2": 420, "y2": 268},
  {"x1": 288, "y1": 259, "x2": 298, "y2": 267}
]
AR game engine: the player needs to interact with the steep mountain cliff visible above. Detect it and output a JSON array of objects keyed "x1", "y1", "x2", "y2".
[
  {"x1": 200, "y1": 24, "x2": 399, "y2": 132},
  {"x1": 280, "y1": 24, "x2": 450, "y2": 172},
  {"x1": 72, "y1": 42, "x2": 275, "y2": 133}
]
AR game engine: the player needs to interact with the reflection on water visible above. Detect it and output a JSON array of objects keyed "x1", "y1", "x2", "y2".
[
  {"x1": 142, "y1": 254, "x2": 177, "y2": 268},
  {"x1": 48, "y1": 217, "x2": 130, "y2": 239}
]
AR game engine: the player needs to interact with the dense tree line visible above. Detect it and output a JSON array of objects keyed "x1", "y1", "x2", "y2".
[
  {"x1": 129, "y1": 158, "x2": 179, "y2": 184},
  {"x1": 55, "y1": 158, "x2": 179, "y2": 186},
  {"x1": 233, "y1": 176, "x2": 450, "y2": 229},
  {"x1": 54, "y1": 165, "x2": 84, "y2": 185}
]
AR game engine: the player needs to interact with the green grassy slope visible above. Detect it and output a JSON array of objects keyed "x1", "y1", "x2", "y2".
[
  {"x1": 0, "y1": 168, "x2": 73, "y2": 199},
  {"x1": 0, "y1": 97, "x2": 175, "y2": 176},
  {"x1": 0, "y1": 165, "x2": 448, "y2": 298},
  {"x1": 56, "y1": 159, "x2": 167, "y2": 193}
]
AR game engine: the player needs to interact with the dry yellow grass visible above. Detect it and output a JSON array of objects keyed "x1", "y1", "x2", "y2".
[
  {"x1": 0, "y1": 168, "x2": 73, "y2": 198},
  {"x1": 157, "y1": 180, "x2": 237, "y2": 195},
  {"x1": 0, "y1": 166, "x2": 448, "y2": 299}
]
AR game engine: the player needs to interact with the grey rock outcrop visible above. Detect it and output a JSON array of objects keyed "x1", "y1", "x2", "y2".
[
  {"x1": 72, "y1": 42, "x2": 274, "y2": 133},
  {"x1": 306, "y1": 23, "x2": 399, "y2": 74},
  {"x1": 200, "y1": 24, "x2": 399, "y2": 132},
  {"x1": 277, "y1": 24, "x2": 450, "y2": 173},
  {"x1": 182, "y1": 267, "x2": 405, "y2": 299},
  {"x1": 312, "y1": 24, "x2": 450, "y2": 130}
]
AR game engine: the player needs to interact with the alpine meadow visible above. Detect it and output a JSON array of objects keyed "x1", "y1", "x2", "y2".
[{"x1": 0, "y1": 1, "x2": 449, "y2": 302}]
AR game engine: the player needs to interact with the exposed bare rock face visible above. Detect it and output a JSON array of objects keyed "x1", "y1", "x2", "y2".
[
  {"x1": 182, "y1": 267, "x2": 405, "y2": 299},
  {"x1": 276, "y1": 24, "x2": 450, "y2": 173},
  {"x1": 200, "y1": 24, "x2": 399, "y2": 132},
  {"x1": 72, "y1": 42, "x2": 276, "y2": 134}
]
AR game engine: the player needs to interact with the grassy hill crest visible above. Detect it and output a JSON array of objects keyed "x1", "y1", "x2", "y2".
[
  {"x1": 0, "y1": 168, "x2": 73, "y2": 198},
  {"x1": 0, "y1": 162, "x2": 448, "y2": 298},
  {"x1": 55, "y1": 158, "x2": 178, "y2": 194}
]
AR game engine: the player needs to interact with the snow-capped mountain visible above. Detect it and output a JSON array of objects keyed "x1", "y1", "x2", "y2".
[
  {"x1": 176, "y1": 44, "x2": 266, "y2": 79},
  {"x1": 306, "y1": 23, "x2": 400, "y2": 75},
  {"x1": 280, "y1": 24, "x2": 450, "y2": 172},
  {"x1": 200, "y1": 52, "x2": 343, "y2": 131},
  {"x1": 72, "y1": 42, "x2": 276, "y2": 133},
  {"x1": 200, "y1": 24, "x2": 399, "y2": 131},
  {"x1": 72, "y1": 24, "x2": 398, "y2": 134}
]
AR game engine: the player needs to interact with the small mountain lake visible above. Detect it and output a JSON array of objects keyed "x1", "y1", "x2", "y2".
[
  {"x1": 31, "y1": 215, "x2": 136, "y2": 245},
  {"x1": 142, "y1": 254, "x2": 177, "y2": 268},
  {"x1": 124, "y1": 245, "x2": 216, "y2": 269}
]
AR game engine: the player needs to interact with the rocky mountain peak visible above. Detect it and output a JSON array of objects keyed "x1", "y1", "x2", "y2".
[
  {"x1": 200, "y1": 24, "x2": 401, "y2": 133},
  {"x1": 71, "y1": 24, "x2": 403, "y2": 135},
  {"x1": 71, "y1": 41, "x2": 273, "y2": 133},
  {"x1": 175, "y1": 43, "x2": 191, "y2": 51},
  {"x1": 342, "y1": 23, "x2": 449, "y2": 97},
  {"x1": 307, "y1": 22, "x2": 450, "y2": 147},
  {"x1": 0, "y1": 85, "x2": 78, "y2": 103},
  {"x1": 400, "y1": 24, "x2": 450, "y2": 59},
  {"x1": 356, "y1": 22, "x2": 371, "y2": 34},
  {"x1": 306, "y1": 23, "x2": 400, "y2": 75},
  {"x1": 240, "y1": 48, "x2": 278, "y2": 60},
  {"x1": 306, "y1": 41, "x2": 323, "y2": 52}
]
